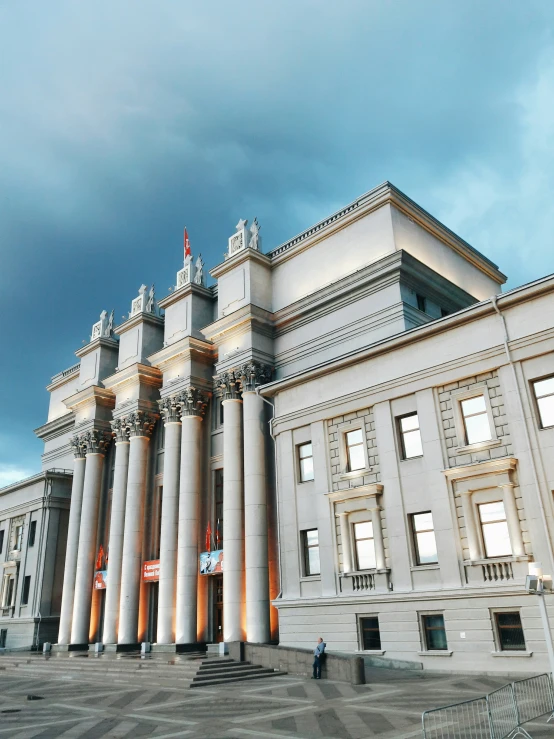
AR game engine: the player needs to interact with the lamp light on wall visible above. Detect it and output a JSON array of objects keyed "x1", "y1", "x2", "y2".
[{"x1": 526, "y1": 562, "x2": 554, "y2": 684}]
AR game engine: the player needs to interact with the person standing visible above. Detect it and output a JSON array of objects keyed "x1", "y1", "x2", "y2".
[{"x1": 312, "y1": 637, "x2": 326, "y2": 679}]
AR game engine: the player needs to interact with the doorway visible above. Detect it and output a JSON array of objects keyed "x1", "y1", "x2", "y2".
[
  {"x1": 148, "y1": 582, "x2": 159, "y2": 643},
  {"x1": 213, "y1": 575, "x2": 223, "y2": 642}
]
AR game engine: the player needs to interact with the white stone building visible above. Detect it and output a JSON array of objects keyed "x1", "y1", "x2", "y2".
[{"x1": 1, "y1": 182, "x2": 553, "y2": 673}]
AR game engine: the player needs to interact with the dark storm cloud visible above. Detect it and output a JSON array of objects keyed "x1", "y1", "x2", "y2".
[{"x1": 1, "y1": 0, "x2": 554, "y2": 479}]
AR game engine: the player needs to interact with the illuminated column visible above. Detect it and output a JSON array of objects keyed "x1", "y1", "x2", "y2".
[
  {"x1": 70, "y1": 429, "x2": 111, "y2": 645},
  {"x1": 58, "y1": 438, "x2": 86, "y2": 645},
  {"x1": 240, "y1": 362, "x2": 271, "y2": 644},
  {"x1": 217, "y1": 371, "x2": 245, "y2": 643},
  {"x1": 175, "y1": 387, "x2": 207, "y2": 644},
  {"x1": 102, "y1": 418, "x2": 130, "y2": 645},
  {"x1": 460, "y1": 491, "x2": 481, "y2": 561},
  {"x1": 501, "y1": 483, "x2": 525, "y2": 557},
  {"x1": 338, "y1": 513, "x2": 353, "y2": 574},
  {"x1": 118, "y1": 412, "x2": 155, "y2": 645},
  {"x1": 157, "y1": 396, "x2": 182, "y2": 645}
]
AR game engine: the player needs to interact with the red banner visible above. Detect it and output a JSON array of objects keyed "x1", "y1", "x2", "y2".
[{"x1": 142, "y1": 560, "x2": 160, "y2": 582}]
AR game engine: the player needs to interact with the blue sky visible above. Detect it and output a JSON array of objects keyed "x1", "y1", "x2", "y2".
[{"x1": 1, "y1": 1, "x2": 554, "y2": 484}]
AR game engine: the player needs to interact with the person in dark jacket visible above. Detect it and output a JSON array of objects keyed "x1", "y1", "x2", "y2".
[{"x1": 312, "y1": 637, "x2": 326, "y2": 679}]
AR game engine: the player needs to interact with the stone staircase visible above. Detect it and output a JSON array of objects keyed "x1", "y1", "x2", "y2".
[{"x1": 0, "y1": 652, "x2": 285, "y2": 688}]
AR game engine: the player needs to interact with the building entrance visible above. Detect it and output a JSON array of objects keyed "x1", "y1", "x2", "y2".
[
  {"x1": 148, "y1": 582, "x2": 159, "y2": 643},
  {"x1": 213, "y1": 575, "x2": 223, "y2": 642}
]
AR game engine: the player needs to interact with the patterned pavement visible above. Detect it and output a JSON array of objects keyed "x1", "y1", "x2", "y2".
[{"x1": 0, "y1": 657, "x2": 552, "y2": 738}]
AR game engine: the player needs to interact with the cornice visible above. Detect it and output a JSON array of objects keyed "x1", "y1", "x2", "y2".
[
  {"x1": 203, "y1": 304, "x2": 274, "y2": 346},
  {"x1": 148, "y1": 335, "x2": 215, "y2": 371},
  {"x1": 46, "y1": 363, "x2": 80, "y2": 393},
  {"x1": 267, "y1": 181, "x2": 505, "y2": 284},
  {"x1": 158, "y1": 281, "x2": 213, "y2": 310},
  {"x1": 209, "y1": 246, "x2": 271, "y2": 280},
  {"x1": 0, "y1": 470, "x2": 72, "y2": 497},
  {"x1": 114, "y1": 311, "x2": 164, "y2": 335},
  {"x1": 102, "y1": 363, "x2": 163, "y2": 394},
  {"x1": 75, "y1": 336, "x2": 119, "y2": 359},
  {"x1": 63, "y1": 385, "x2": 116, "y2": 413},
  {"x1": 443, "y1": 457, "x2": 518, "y2": 482},
  {"x1": 326, "y1": 484, "x2": 383, "y2": 502},
  {"x1": 261, "y1": 274, "x2": 554, "y2": 399},
  {"x1": 34, "y1": 412, "x2": 76, "y2": 441}
]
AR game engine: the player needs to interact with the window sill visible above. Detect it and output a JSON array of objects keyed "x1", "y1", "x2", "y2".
[
  {"x1": 338, "y1": 468, "x2": 372, "y2": 481},
  {"x1": 342, "y1": 568, "x2": 390, "y2": 576},
  {"x1": 357, "y1": 650, "x2": 385, "y2": 656},
  {"x1": 491, "y1": 651, "x2": 533, "y2": 658},
  {"x1": 411, "y1": 564, "x2": 440, "y2": 571},
  {"x1": 300, "y1": 575, "x2": 321, "y2": 582},
  {"x1": 401, "y1": 455, "x2": 424, "y2": 462},
  {"x1": 455, "y1": 439, "x2": 501, "y2": 455},
  {"x1": 418, "y1": 650, "x2": 453, "y2": 657},
  {"x1": 464, "y1": 555, "x2": 530, "y2": 566}
]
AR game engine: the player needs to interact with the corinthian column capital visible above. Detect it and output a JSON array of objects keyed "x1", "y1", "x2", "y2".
[
  {"x1": 214, "y1": 370, "x2": 242, "y2": 401},
  {"x1": 238, "y1": 361, "x2": 272, "y2": 393},
  {"x1": 70, "y1": 434, "x2": 86, "y2": 459},
  {"x1": 158, "y1": 395, "x2": 182, "y2": 424},
  {"x1": 81, "y1": 429, "x2": 112, "y2": 455},
  {"x1": 127, "y1": 411, "x2": 157, "y2": 438},
  {"x1": 178, "y1": 387, "x2": 208, "y2": 417},
  {"x1": 111, "y1": 417, "x2": 131, "y2": 443}
]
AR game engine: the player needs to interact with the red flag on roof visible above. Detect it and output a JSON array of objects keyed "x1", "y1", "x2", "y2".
[
  {"x1": 205, "y1": 522, "x2": 212, "y2": 553},
  {"x1": 184, "y1": 228, "x2": 191, "y2": 260}
]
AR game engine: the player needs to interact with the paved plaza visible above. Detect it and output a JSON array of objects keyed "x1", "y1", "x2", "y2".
[{"x1": 0, "y1": 655, "x2": 552, "y2": 738}]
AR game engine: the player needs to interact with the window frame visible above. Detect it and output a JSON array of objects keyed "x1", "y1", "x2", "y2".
[
  {"x1": 28, "y1": 521, "x2": 37, "y2": 548},
  {"x1": 353, "y1": 520, "x2": 376, "y2": 571},
  {"x1": 0, "y1": 530, "x2": 4, "y2": 555},
  {"x1": 398, "y1": 412, "x2": 424, "y2": 460},
  {"x1": 420, "y1": 612, "x2": 448, "y2": 652},
  {"x1": 301, "y1": 528, "x2": 321, "y2": 577},
  {"x1": 532, "y1": 375, "x2": 554, "y2": 430},
  {"x1": 410, "y1": 511, "x2": 438, "y2": 566},
  {"x1": 14, "y1": 525, "x2": 23, "y2": 552},
  {"x1": 450, "y1": 384, "x2": 499, "y2": 452},
  {"x1": 345, "y1": 429, "x2": 366, "y2": 473},
  {"x1": 493, "y1": 610, "x2": 527, "y2": 652},
  {"x1": 478, "y1": 500, "x2": 512, "y2": 558},
  {"x1": 297, "y1": 442, "x2": 315, "y2": 483},
  {"x1": 336, "y1": 419, "x2": 371, "y2": 478},
  {"x1": 21, "y1": 575, "x2": 31, "y2": 606},
  {"x1": 358, "y1": 615, "x2": 382, "y2": 652}
]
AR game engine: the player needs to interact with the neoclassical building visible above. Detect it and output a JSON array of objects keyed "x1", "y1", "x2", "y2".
[{"x1": 1, "y1": 182, "x2": 553, "y2": 673}]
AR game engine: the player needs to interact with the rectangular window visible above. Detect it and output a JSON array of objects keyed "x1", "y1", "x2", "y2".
[
  {"x1": 354, "y1": 521, "x2": 376, "y2": 570},
  {"x1": 28, "y1": 521, "x2": 37, "y2": 548},
  {"x1": 0, "y1": 629, "x2": 6, "y2": 648},
  {"x1": 360, "y1": 617, "x2": 381, "y2": 650},
  {"x1": 14, "y1": 525, "x2": 23, "y2": 551},
  {"x1": 495, "y1": 612, "x2": 526, "y2": 651},
  {"x1": 422, "y1": 614, "x2": 447, "y2": 651},
  {"x1": 302, "y1": 529, "x2": 320, "y2": 576},
  {"x1": 411, "y1": 512, "x2": 438, "y2": 565},
  {"x1": 533, "y1": 377, "x2": 554, "y2": 429},
  {"x1": 21, "y1": 576, "x2": 31, "y2": 606},
  {"x1": 461, "y1": 395, "x2": 492, "y2": 445},
  {"x1": 298, "y1": 443, "x2": 314, "y2": 482},
  {"x1": 416, "y1": 294, "x2": 426, "y2": 312},
  {"x1": 399, "y1": 413, "x2": 423, "y2": 459},
  {"x1": 214, "y1": 469, "x2": 223, "y2": 546},
  {"x1": 345, "y1": 429, "x2": 365, "y2": 472},
  {"x1": 479, "y1": 501, "x2": 512, "y2": 557},
  {"x1": 155, "y1": 423, "x2": 165, "y2": 475},
  {"x1": 0, "y1": 530, "x2": 4, "y2": 555},
  {"x1": 212, "y1": 396, "x2": 224, "y2": 430}
]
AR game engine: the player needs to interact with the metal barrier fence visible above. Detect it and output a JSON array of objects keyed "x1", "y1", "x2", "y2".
[{"x1": 422, "y1": 673, "x2": 554, "y2": 739}]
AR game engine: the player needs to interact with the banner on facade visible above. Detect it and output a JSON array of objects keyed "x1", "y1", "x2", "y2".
[
  {"x1": 94, "y1": 570, "x2": 107, "y2": 589},
  {"x1": 199, "y1": 550, "x2": 223, "y2": 575},
  {"x1": 142, "y1": 560, "x2": 160, "y2": 582}
]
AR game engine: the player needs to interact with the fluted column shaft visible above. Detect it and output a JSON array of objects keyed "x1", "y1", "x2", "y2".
[
  {"x1": 243, "y1": 390, "x2": 270, "y2": 644},
  {"x1": 58, "y1": 451, "x2": 86, "y2": 644},
  {"x1": 176, "y1": 415, "x2": 203, "y2": 643},
  {"x1": 118, "y1": 414, "x2": 153, "y2": 644},
  {"x1": 102, "y1": 433, "x2": 130, "y2": 644},
  {"x1": 222, "y1": 397, "x2": 245, "y2": 642},
  {"x1": 158, "y1": 410, "x2": 182, "y2": 644},
  {"x1": 71, "y1": 436, "x2": 108, "y2": 645}
]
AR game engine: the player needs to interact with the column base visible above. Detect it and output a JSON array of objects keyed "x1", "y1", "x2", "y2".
[
  {"x1": 104, "y1": 643, "x2": 141, "y2": 653},
  {"x1": 150, "y1": 642, "x2": 207, "y2": 654},
  {"x1": 52, "y1": 643, "x2": 89, "y2": 652}
]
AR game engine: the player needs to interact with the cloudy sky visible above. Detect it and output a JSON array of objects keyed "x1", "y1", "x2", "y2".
[{"x1": 1, "y1": 1, "x2": 554, "y2": 484}]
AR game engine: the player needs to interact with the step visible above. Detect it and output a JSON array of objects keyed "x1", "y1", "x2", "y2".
[
  {"x1": 196, "y1": 661, "x2": 252, "y2": 672},
  {"x1": 192, "y1": 667, "x2": 277, "y2": 682},
  {"x1": 190, "y1": 671, "x2": 286, "y2": 688}
]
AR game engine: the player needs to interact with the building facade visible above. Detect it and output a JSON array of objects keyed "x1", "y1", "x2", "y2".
[{"x1": 1, "y1": 182, "x2": 553, "y2": 672}]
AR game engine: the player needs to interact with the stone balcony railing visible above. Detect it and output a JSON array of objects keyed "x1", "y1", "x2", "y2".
[
  {"x1": 464, "y1": 556, "x2": 531, "y2": 587},
  {"x1": 339, "y1": 569, "x2": 391, "y2": 594}
]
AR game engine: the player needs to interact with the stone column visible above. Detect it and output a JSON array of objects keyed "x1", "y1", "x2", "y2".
[
  {"x1": 460, "y1": 491, "x2": 482, "y2": 560},
  {"x1": 240, "y1": 362, "x2": 271, "y2": 644},
  {"x1": 102, "y1": 418, "x2": 130, "y2": 645},
  {"x1": 157, "y1": 396, "x2": 182, "y2": 645},
  {"x1": 369, "y1": 504, "x2": 386, "y2": 570},
  {"x1": 70, "y1": 430, "x2": 111, "y2": 645},
  {"x1": 338, "y1": 513, "x2": 353, "y2": 574},
  {"x1": 58, "y1": 438, "x2": 86, "y2": 645},
  {"x1": 175, "y1": 388, "x2": 207, "y2": 644},
  {"x1": 501, "y1": 483, "x2": 525, "y2": 557},
  {"x1": 118, "y1": 412, "x2": 155, "y2": 645},
  {"x1": 216, "y1": 371, "x2": 245, "y2": 643}
]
